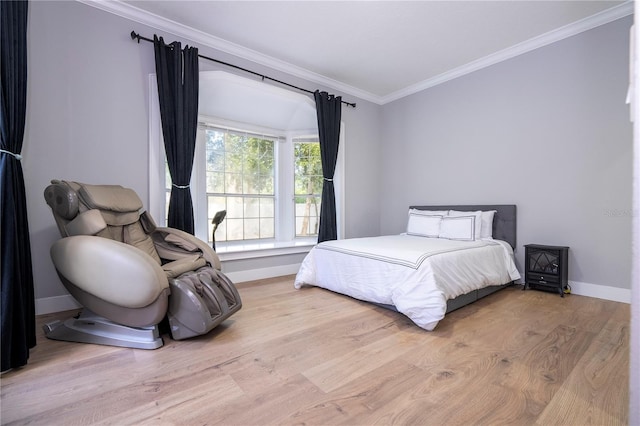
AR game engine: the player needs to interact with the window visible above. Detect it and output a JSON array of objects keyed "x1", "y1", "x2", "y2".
[
  {"x1": 150, "y1": 71, "x2": 343, "y2": 255},
  {"x1": 203, "y1": 127, "x2": 277, "y2": 243},
  {"x1": 294, "y1": 138, "x2": 322, "y2": 237}
]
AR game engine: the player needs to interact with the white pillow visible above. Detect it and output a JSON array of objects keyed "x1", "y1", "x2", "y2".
[
  {"x1": 408, "y1": 208, "x2": 449, "y2": 216},
  {"x1": 407, "y1": 213, "x2": 442, "y2": 237},
  {"x1": 480, "y1": 210, "x2": 497, "y2": 239},
  {"x1": 439, "y1": 216, "x2": 476, "y2": 241},
  {"x1": 448, "y1": 210, "x2": 482, "y2": 240}
]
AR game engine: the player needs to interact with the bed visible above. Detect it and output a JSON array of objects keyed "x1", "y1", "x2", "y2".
[{"x1": 294, "y1": 205, "x2": 521, "y2": 331}]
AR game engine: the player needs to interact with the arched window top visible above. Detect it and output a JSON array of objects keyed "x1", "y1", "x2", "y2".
[{"x1": 198, "y1": 71, "x2": 317, "y2": 132}]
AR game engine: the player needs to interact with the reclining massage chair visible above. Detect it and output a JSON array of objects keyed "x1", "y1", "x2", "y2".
[{"x1": 43, "y1": 180, "x2": 242, "y2": 349}]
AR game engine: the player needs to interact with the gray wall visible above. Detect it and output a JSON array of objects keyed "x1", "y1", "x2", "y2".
[
  {"x1": 24, "y1": 1, "x2": 382, "y2": 302},
  {"x1": 380, "y1": 16, "x2": 633, "y2": 290}
]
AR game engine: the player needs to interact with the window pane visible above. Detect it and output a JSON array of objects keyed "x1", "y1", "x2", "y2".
[
  {"x1": 207, "y1": 152, "x2": 224, "y2": 172},
  {"x1": 206, "y1": 129, "x2": 224, "y2": 151},
  {"x1": 204, "y1": 127, "x2": 277, "y2": 243},
  {"x1": 295, "y1": 195, "x2": 321, "y2": 237},
  {"x1": 225, "y1": 172, "x2": 243, "y2": 194},
  {"x1": 207, "y1": 171, "x2": 224, "y2": 193},
  {"x1": 244, "y1": 173, "x2": 260, "y2": 194},
  {"x1": 294, "y1": 141, "x2": 322, "y2": 237},
  {"x1": 226, "y1": 133, "x2": 244, "y2": 156},
  {"x1": 260, "y1": 218, "x2": 274, "y2": 238},
  {"x1": 227, "y1": 197, "x2": 243, "y2": 218},
  {"x1": 244, "y1": 218, "x2": 260, "y2": 239},
  {"x1": 295, "y1": 216, "x2": 306, "y2": 236},
  {"x1": 295, "y1": 176, "x2": 308, "y2": 196},
  {"x1": 226, "y1": 218, "x2": 244, "y2": 241},
  {"x1": 262, "y1": 177, "x2": 274, "y2": 194},
  {"x1": 244, "y1": 197, "x2": 260, "y2": 218},
  {"x1": 260, "y1": 198, "x2": 274, "y2": 217},
  {"x1": 208, "y1": 196, "x2": 226, "y2": 217}
]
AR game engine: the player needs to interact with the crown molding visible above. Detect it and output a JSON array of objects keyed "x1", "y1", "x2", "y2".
[
  {"x1": 75, "y1": 0, "x2": 380, "y2": 104},
  {"x1": 78, "y1": 0, "x2": 633, "y2": 106},
  {"x1": 380, "y1": 1, "x2": 634, "y2": 104}
]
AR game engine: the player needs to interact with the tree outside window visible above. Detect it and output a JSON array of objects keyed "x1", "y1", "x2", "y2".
[{"x1": 294, "y1": 139, "x2": 322, "y2": 237}]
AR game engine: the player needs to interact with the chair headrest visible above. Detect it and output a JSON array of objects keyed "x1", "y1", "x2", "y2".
[
  {"x1": 44, "y1": 180, "x2": 79, "y2": 220},
  {"x1": 77, "y1": 183, "x2": 143, "y2": 213}
]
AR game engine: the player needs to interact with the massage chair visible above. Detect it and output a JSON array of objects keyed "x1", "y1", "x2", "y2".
[{"x1": 43, "y1": 180, "x2": 242, "y2": 349}]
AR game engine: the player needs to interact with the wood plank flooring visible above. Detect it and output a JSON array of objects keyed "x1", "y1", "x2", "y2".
[{"x1": 0, "y1": 276, "x2": 630, "y2": 425}]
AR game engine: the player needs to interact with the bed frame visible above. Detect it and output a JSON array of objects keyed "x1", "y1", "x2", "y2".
[{"x1": 377, "y1": 204, "x2": 518, "y2": 314}]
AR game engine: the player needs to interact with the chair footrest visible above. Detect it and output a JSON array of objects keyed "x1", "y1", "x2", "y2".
[{"x1": 167, "y1": 268, "x2": 242, "y2": 340}]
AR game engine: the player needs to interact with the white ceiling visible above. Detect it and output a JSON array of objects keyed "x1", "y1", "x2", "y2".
[{"x1": 98, "y1": 1, "x2": 632, "y2": 104}]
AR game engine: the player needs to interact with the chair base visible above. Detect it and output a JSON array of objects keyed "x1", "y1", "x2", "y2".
[{"x1": 43, "y1": 309, "x2": 163, "y2": 350}]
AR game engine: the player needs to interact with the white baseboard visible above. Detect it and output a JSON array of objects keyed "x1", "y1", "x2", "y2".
[
  {"x1": 567, "y1": 280, "x2": 631, "y2": 304},
  {"x1": 517, "y1": 280, "x2": 631, "y2": 303},
  {"x1": 223, "y1": 263, "x2": 301, "y2": 284},
  {"x1": 35, "y1": 294, "x2": 82, "y2": 316},
  {"x1": 35, "y1": 263, "x2": 303, "y2": 315}
]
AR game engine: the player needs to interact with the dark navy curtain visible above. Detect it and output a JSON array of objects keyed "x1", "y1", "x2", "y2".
[
  {"x1": 1, "y1": 0, "x2": 36, "y2": 372},
  {"x1": 314, "y1": 90, "x2": 342, "y2": 243},
  {"x1": 153, "y1": 36, "x2": 199, "y2": 234}
]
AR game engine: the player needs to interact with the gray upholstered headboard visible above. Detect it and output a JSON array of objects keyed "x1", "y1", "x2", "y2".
[{"x1": 409, "y1": 205, "x2": 517, "y2": 250}]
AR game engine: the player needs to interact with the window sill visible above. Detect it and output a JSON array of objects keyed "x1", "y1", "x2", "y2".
[{"x1": 216, "y1": 240, "x2": 316, "y2": 261}]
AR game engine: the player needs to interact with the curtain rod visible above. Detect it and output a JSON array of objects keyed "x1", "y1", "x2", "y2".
[{"x1": 130, "y1": 31, "x2": 356, "y2": 108}]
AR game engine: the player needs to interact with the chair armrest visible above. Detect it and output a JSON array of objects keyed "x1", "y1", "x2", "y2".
[
  {"x1": 50, "y1": 236, "x2": 169, "y2": 308},
  {"x1": 162, "y1": 255, "x2": 207, "y2": 279},
  {"x1": 153, "y1": 227, "x2": 221, "y2": 270},
  {"x1": 65, "y1": 209, "x2": 107, "y2": 236}
]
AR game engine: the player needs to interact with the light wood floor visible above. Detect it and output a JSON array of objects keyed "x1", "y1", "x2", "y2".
[{"x1": 1, "y1": 276, "x2": 630, "y2": 425}]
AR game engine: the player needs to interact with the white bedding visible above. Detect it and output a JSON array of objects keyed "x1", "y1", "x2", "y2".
[{"x1": 294, "y1": 235, "x2": 521, "y2": 331}]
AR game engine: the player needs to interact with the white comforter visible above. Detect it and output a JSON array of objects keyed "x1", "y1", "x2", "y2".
[{"x1": 294, "y1": 235, "x2": 521, "y2": 330}]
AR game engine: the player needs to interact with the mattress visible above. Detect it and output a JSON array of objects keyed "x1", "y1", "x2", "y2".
[{"x1": 294, "y1": 234, "x2": 521, "y2": 330}]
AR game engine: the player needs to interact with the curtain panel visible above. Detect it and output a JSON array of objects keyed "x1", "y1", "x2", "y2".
[
  {"x1": 314, "y1": 90, "x2": 342, "y2": 243},
  {"x1": 153, "y1": 36, "x2": 199, "y2": 234},
  {"x1": 1, "y1": 0, "x2": 36, "y2": 372}
]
